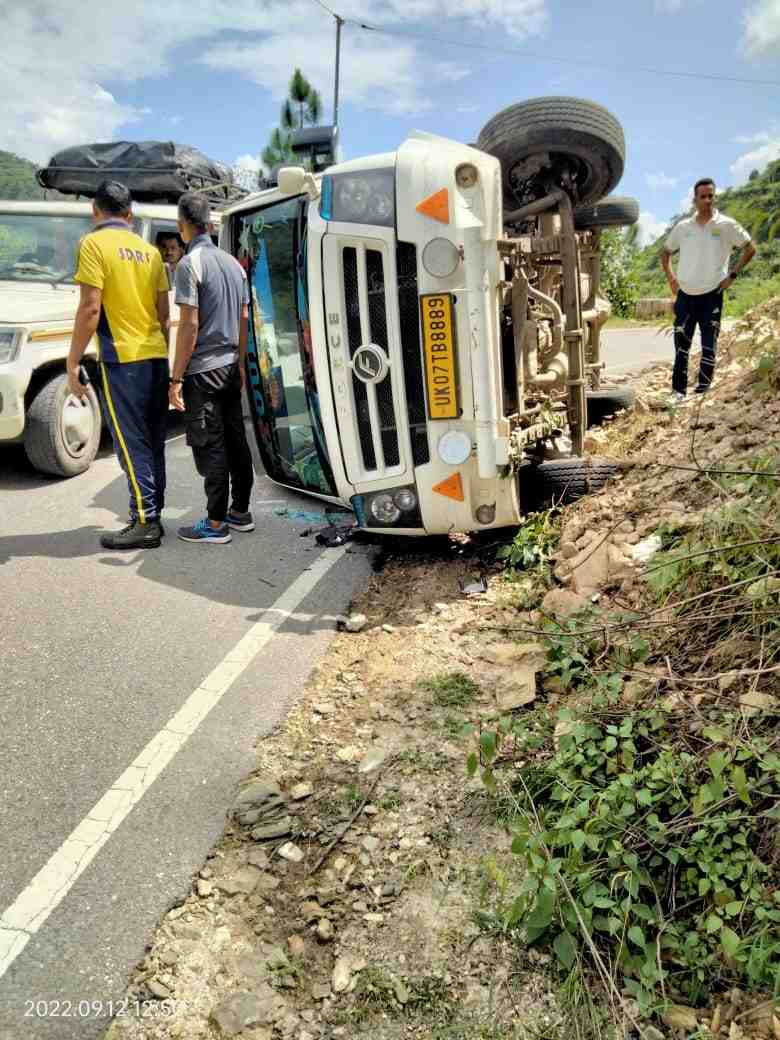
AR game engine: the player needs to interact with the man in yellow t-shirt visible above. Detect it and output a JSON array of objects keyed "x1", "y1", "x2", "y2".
[{"x1": 66, "y1": 180, "x2": 171, "y2": 550}]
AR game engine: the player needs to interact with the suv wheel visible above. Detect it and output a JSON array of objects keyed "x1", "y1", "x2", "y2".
[{"x1": 24, "y1": 372, "x2": 102, "y2": 477}]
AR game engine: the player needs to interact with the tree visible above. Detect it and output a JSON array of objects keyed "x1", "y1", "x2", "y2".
[
  {"x1": 600, "y1": 227, "x2": 640, "y2": 318},
  {"x1": 263, "y1": 68, "x2": 323, "y2": 174}
]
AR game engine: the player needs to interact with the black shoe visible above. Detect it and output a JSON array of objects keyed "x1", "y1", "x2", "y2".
[{"x1": 100, "y1": 520, "x2": 162, "y2": 550}]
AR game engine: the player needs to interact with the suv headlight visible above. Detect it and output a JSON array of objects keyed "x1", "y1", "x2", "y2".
[
  {"x1": 320, "y1": 169, "x2": 395, "y2": 227},
  {"x1": 0, "y1": 328, "x2": 22, "y2": 364}
]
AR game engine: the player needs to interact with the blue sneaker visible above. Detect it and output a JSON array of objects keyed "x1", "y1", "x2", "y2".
[{"x1": 177, "y1": 517, "x2": 232, "y2": 544}]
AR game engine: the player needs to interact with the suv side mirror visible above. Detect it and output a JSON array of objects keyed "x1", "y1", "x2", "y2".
[{"x1": 277, "y1": 167, "x2": 320, "y2": 200}]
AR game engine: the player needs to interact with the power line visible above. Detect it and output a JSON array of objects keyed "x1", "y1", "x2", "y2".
[
  {"x1": 303, "y1": 0, "x2": 780, "y2": 89},
  {"x1": 357, "y1": 20, "x2": 780, "y2": 88}
]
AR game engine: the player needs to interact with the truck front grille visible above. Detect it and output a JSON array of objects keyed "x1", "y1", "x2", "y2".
[
  {"x1": 341, "y1": 245, "x2": 400, "y2": 473},
  {"x1": 342, "y1": 246, "x2": 376, "y2": 470},
  {"x1": 396, "y1": 243, "x2": 430, "y2": 466}
]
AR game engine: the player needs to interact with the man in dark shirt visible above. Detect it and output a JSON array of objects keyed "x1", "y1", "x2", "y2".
[{"x1": 169, "y1": 192, "x2": 254, "y2": 544}]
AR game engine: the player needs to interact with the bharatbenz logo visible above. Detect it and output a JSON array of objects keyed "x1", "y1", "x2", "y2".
[{"x1": 351, "y1": 344, "x2": 389, "y2": 384}]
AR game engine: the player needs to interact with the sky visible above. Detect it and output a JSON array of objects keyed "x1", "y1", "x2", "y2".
[{"x1": 3, "y1": 0, "x2": 779, "y2": 246}]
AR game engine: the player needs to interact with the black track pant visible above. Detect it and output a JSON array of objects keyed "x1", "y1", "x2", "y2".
[
  {"x1": 183, "y1": 362, "x2": 254, "y2": 522},
  {"x1": 672, "y1": 288, "x2": 723, "y2": 395}
]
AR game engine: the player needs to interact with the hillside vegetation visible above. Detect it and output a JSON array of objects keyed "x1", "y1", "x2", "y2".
[
  {"x1": 0, "y1": 150, "x2": 49, "y2": 200},
  {"x1": 634, "y1": 159, "x2": 780, "y2": 317}
]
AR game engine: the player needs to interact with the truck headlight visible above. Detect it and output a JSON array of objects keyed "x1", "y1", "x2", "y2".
[
  {"x1": 0, "y1": 328, "x2": 22, "y2": 364},
  {"x1": 353, "y1": 485, "x2": 421, "y2": 528},
  {"x1": 320, "y1": 169, "x2": 395, "y2": 227}
]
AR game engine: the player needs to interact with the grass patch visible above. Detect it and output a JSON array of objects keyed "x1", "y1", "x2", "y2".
[{"x1": 419, "y1": 671, "x2": 480, "y2": 709}]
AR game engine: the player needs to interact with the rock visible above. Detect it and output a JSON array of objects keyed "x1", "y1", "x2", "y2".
[
  {"x1": 290, "y1": 783, "x2": 313, "y2": 801},
  {"x1": 345, "y1": 613, "x2": 368, "y2": 633},
  {"x1": 311, "y1": 983, "x2": 331, "y2": 1001},
  {"x1": 358, "y1": 747, "x2": 388, "y2": 773},
  {"x1": 232, "y1": 781, "x2": 287, "y2": 826},
  {"x1": 287, "y1": 934, "x2": 305, "y2": 957},
  {"x1": 216, "y1": 866, "x2": 261, "y2": 896},
  {"x1": 251, "y1": 817, "x2": 293, "y2": 842},
  {"x1": 662, "y1": 1005, "x2": 699, "y2": 1033},
  {"x1": 313, "y1": 701, "x2": 335, "y2": 715},
  {"x1": 147, "y1": 978, "x2": 173, "y2": 1000},
  {"x1": 248, "y1": 849, "x2": 270, "y2": 869},
  {"x1": 196, "y1": 879, "x2": 214, "y2": 898},
  {"x1": 336, "y1": 745, "x2": 361, "y2": 763},
  {"x1": 278, "y1": 842, "x2": 304, "y2": 863},
  {"x1": 382, "y1": 624, "x2": 397, "y2": 633},
  {"x1": 559, "y1": 540, "x2": 579, "y2": 559},
  {"x1": 361, "y1": 835, "x2": 381, "y2": 852},
  {"x1": 210, "y1": 991, "x2": 278, "y2": 1036},
  {"x1": 300, "y1": 901, "x2": 322, "y2": 922},
  {"x1": 316, "y1": 918, "x2": 334, "y2": 942},
  {"x1": 256, "y1": 874, "x2": 280, "y2": 893},
  {"x1": 332, "y1": 956, "x2": 353, "y2": 993},
  {"x1": 740, "y1": 690, "x2": 778, "y2": 716},
  {"x1": 541, "y1": 588, "x2": 588, "y2": 617}
]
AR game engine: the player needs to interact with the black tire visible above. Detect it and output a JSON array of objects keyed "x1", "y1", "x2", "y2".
[
  {"x1": 574, "y1": 195, "x2": 639, "y2": 230},
  {"x1": 522, "y1": 456, "x2": 620, "y2": 510},
  {"x1": 586, "y1": 386, "x2": 636, "y2": 426},
  {"x1": 477, "y1": 97, "x2": 625, "y2": 212},
  {"x1": 24, "y1": 372, "x2": 102, "y2": 477}
]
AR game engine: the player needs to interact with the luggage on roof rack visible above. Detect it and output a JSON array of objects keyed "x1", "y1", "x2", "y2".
[{"x1": 36, "y1": 140, "x2": 246, "y2": 205}]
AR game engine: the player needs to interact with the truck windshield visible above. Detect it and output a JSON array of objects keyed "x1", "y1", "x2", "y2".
[
  {"x1": 238, "y1": 198, "x2": 336, "y2": 496},
  {"x1": 0, "y1": 214, "x2": 93, "y2": 283}
]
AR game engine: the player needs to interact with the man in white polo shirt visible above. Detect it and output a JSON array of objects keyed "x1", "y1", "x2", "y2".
[{"x1": 661, "y1": 178, "x2": 755, "y2": 401}]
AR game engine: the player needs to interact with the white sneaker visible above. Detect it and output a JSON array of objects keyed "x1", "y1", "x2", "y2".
[{"x1": 667, "y1": 391, "x2": 687, "y2": 407}]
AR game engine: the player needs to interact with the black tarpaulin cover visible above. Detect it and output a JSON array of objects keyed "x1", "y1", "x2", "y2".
[{"x1": 37, "y1": 141, "x2": 233, "y2": 202}]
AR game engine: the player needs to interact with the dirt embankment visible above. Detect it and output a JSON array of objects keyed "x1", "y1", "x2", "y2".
[{"x1": 110, "y1": 300, "x2": 780, "y2": 1040}]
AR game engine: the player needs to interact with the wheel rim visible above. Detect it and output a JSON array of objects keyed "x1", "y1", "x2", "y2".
[{"x1": 61, "y1": 394, "x2": 96, "y2": 457}]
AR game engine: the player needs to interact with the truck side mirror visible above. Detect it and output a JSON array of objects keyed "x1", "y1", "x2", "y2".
[{"x1": 277, "y1": 167, "x2": 319, "y2": 200}]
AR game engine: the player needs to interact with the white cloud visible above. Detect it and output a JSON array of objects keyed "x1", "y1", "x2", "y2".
[
  {"x1": 730, "y1": 133, "x2": 780, "y2": 183},
  {"x1": 2, "y1": 1, "x2": 549, "y2": 163},
  {"x1": 654, "y1": 0, "x2": 684, "y2": 11},
  {"x1": 735, "y1": 130, "x2": 772, "y2": 145},
  {"x1": 635, "y1": 211, "x2": 668, "y2": 247},
  {"x1": 233, "y1": 154, "x2": 266, "y2": 190},
  {"x1": 742, "y1": 0, "x2": 780, "y2": 59},
  {"x1": 645, "y1": 171, "x2": 678, "y2": 190}
]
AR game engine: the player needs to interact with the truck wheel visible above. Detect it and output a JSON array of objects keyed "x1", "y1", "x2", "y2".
[
  {"x1": 586, "y1": 386, "x2": 636, "y2": 426},
  {"x1": 24, "y1": 372, "x2": 102, "y2": 477},
  {"x1": 477, "y1": 96, "x2": 625, "y2": 213},
  {"x1": 522, "y1": 456, "x2": 620, "y2": 510},
  {"x1": 574, "y1": 195, "x2": 639, "y2": 230}
]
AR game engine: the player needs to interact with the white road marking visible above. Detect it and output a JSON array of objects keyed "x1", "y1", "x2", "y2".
[{"x1": 0, "y1": 546, "x2": 347, "y2": 979}]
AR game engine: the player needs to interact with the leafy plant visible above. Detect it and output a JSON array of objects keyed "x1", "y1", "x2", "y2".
[
  {"x1": 497, "y1": 508, "x2": 561, "y2": 571},
  {"x1": 473, "y1": 706, "x2": 780, "y2": 1010}
]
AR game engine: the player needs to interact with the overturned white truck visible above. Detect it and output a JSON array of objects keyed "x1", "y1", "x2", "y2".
[{"x1": 222, "y1": 96, "x2": 639, "y2": 536}]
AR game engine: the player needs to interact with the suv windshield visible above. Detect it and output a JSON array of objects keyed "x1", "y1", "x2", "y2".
[{"x1": 0, "y1": 213, "x2": 93, "y2": 283}]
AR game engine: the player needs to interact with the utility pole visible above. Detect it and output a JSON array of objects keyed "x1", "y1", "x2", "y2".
[{"x1": 333, "y1": 15, "x2": 344, "y2": 128}]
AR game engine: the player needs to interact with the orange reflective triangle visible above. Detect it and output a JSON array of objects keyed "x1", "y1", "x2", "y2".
[
  {"x1": 416, "y1": 187, "x2": 449, "y2": 224},
  {"x1": 432, "y1": 472, "x2": 464, "y2": 501}
]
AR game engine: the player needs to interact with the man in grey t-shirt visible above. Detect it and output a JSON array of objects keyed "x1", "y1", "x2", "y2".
[{"x1": 169, "y1": 192, "x2": 255, "y2": 544}]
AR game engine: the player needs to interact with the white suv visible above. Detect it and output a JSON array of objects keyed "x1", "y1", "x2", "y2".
[{"x1": 0, "y1": 199, "x2": 193, "y2": 477}]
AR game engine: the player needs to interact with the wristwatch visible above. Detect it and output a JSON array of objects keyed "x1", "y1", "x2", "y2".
[{"x1": 729, "y1": 271, "x2": 738, "y2": 280}]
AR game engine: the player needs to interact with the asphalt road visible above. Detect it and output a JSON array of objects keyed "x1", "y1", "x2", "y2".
[
  {"x1": 600, "y1": 324, "x2": 680, "y2": 376},
  {"x1": 0, "y1": 416, "x2": 373, "y2": 1039}
]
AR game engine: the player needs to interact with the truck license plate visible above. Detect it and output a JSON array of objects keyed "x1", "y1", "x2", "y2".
[{"x1": 420, "y1": 293, "x2": 459, "y2": 420}]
